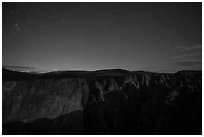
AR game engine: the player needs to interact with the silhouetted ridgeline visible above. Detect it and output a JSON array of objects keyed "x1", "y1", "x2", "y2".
[{"x1": 2, "y1": 68, "x2": 202, "y2": 135}]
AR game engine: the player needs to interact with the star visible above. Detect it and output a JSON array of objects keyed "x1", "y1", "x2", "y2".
[{"x1": 14, "y1": 23, "x2": 20, "y2": 33}]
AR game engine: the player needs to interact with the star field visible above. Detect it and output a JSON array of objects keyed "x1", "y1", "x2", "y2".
[{"x1": 2, "y1": 2, "x2": 202, "y2": 72}]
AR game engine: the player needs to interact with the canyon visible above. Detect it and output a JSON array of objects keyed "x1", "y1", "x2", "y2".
[{"x1": 2, "y1": 68, "x2": 202, "y2": 135}]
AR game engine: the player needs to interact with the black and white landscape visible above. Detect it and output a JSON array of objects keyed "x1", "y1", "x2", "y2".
[{"x1": 2, "y1": 2, "x2": 202, "y2": 135}]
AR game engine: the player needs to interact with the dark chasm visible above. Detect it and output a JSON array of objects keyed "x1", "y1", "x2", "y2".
[{"x1": 2, "y1": 68, "x2": 202, "y2": 135}]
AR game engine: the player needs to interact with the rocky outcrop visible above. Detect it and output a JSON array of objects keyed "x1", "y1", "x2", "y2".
[
  {"x1": 3, "y1": 78, "x2": 89, "y2": 124},
  {"x1": 2, "y1": 69, "x2": 202, "y2": 135}
]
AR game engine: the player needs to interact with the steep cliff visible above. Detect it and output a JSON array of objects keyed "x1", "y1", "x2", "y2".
[
  {"x1": 2, "y1": 68, "x2": 202, "y2": 135},
  {"x1": 3, "y1": 78, "x2": 89, "y2": 124}
]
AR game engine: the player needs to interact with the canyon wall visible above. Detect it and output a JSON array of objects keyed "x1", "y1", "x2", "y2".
[{"x1": 2, "y1": 69, "x2": 202, "y2": 134}]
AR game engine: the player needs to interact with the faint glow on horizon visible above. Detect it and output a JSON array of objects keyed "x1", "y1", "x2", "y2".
[{"x1": 2, "y1": 3, "x2": 202, "y2": 72}]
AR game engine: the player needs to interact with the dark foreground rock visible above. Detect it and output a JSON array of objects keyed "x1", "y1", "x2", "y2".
[
  {"x1": 3, "y1": 110, "x2": 85, "y2": 135},
  {"x1": 2, "y1": 68, "x2": 202, "y2": 135}
]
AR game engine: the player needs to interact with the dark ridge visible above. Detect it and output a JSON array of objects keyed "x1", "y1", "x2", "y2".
[
  {"x1": 3, "y1": 67, "x2": 202, "y2": 81},
  {"x1": 2, "y1": 68, "x2": 130, "y2": 80}
]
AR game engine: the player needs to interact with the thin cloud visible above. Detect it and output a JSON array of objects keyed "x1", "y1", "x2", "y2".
[
  {"x1": 183, "y1": 44, "x2": 202, "y2": 51},
  {"x1": 172, "y1": 52, "x2": 202, "y2": 60},
  {"x1": 3, "y1": 66, "x2": 35, "y2": 69},
  {"x1": 3, "y1": 66, "x2": 36, "y2": 72},
  {"x1": 3, "y1": 66, "x2": 51, "y2": 73},
  {"x1": 172, "y1": 44, "x2": 202, "y2": 69},
  {"x1": 175, "y1": 44, "x2": 202, "y2": 51},
  {"x1": 176, "y1": 60, "x2": 202, "y2": 67}
]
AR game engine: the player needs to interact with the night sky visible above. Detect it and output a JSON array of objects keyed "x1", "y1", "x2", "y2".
[{"x1": 2, "y1": 2, "x2": 202, "y2": 72}]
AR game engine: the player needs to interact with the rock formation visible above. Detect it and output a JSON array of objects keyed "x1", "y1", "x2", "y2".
[{"x1": 2, "y1": 68, "x2": 202, "y2": 135}]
